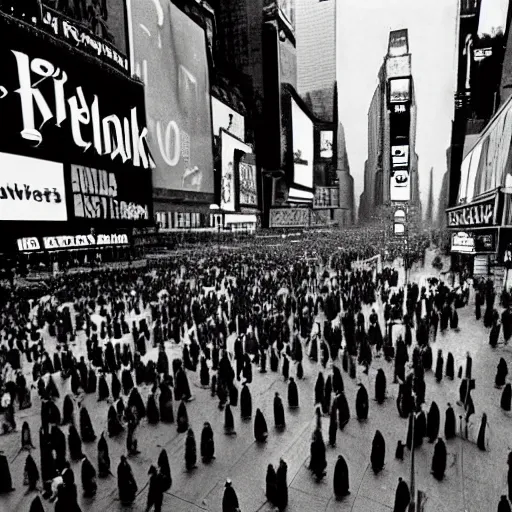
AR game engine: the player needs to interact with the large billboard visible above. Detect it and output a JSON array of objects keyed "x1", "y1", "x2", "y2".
[
  {"x1": 390, "y1": 167, "x2": 411, "y2": 201},
  {"x1": 40, "y1": 0, "x2": 128, "y2": 72},
  {"x1": 0, "y1": 16, "x2": 152, "y2": 226},
  {"x1": 0, "y1": 153, "x2": 67, "y2": 221},
  {"x1": 389, "y1": 78, "x2": 411, "y2": 103},
  {"x1": 320, "y1": 131, "x2": 333, "y2": 159},
  {"x1": 270, "y1": 208, "x2": 309, "y2": 228},
  {"x1": 291, "y1": 98, "x2": 314, "y2": 189},
  {"x1": 131, "y1": 0, "x2": 214, "y2": 198},
  {"x1": 212, "y1": 97, "x2": 245, "y2": 141},
  {"x1": 220, "y1": 130, "x2": 252, "y2": 211}
]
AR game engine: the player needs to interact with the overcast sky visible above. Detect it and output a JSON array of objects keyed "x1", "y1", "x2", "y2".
[{"x1": 336, "y1": 0, "x2": 509, "y2": 221}]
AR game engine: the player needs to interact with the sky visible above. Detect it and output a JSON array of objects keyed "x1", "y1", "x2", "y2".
[{"x1": 336, "y1": 0, "x2": 509, "y2": 222}]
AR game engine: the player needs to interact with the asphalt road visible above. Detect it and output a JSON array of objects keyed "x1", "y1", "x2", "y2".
[{"x1": 0, "y1": 269, "x2": 510, "y2": 512}]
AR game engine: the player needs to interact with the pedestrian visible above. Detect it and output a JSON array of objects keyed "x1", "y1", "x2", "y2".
[
  {"x1": 282, "y1": 354, "x2": 289, "y2": 381},
  {"x1": 241, "y1": 383, "x2": 252, "y2": 419},
  {"x1": 498, "y1": 495, "x2": 512, "y2": 512},
  {"x1": 200, "y1": 422, "x2": 215, "y2": 462},
  {"x1": 0, "y1": 451, "x2": 14, "y2": 494},
  {"x1": 276, "y1": 458, "x2": 288, "y2": 510},
  {"x1": 68, "y1": 425, "x2": 83, "y2": 461},
  {"x1": 254, "y1": 408, "x2": 269, "y2": 442},
  {"x1": 288, "y1": 377, "x2": 299, "y2": 408},
  {"x1": 21, "y1": 420, "x2": 35, "y2": 450},
  {"x1": 117, "y1": 455, "x2": 138, "y2": 504},
  {"x1": 81, "y1": 456, "x2": 97, "y2": 497},
  {"x1": 477, "y1": 412, "x2": 489, "y2": 451},
  {"x1": 328, "y1": 404, "x2": 338, "y2": 447},
  {"x1": 431, "y1": 438, "x2": 447, "y2": 480},
  {"x1": 266, "y1": 464, "x2": 277, "y2": 506},
  {"x1": 185, "y1": 428, "x2": 197, "y2": 471},
  {"x1": 496, "y1": 358, "x2": 508, "y2": 388},
  {"x1": 435, "y1": 349, "x2": 443, "y2": 382},
  {"x1": 98, "y1": 374, "x2": 109, "y2": 401},
  {"x1": 61, "y1": 395, "x2": 75, "y2": 426},
  {"x1": 157, "y1": 449, "x2": 172, "y2": 492},
  {"x1": 427, "y1": 401, "x2": 440, "y2": 443},
  {"x1": 79, "y1": 406, "x2": 96, "y2": 442},
  {"x1": 446, "y1": 352, "x2": 455, "y2": 380},
  {"x1": 24, "y1": 453, "x2": 39, "y2": 490},
  {"x1": 309, "y1": 428, "x2": 327, "y2": 481},
  {"x1": 200, "y1": 357, "x2": 210, "y2": 387},
  {"x1": 333, "y1": 365, "x2": 344, "y2": 394},
  {"x1": 393, "y1": 477, "x2": 410, "y2": 512},
  {"x1": 337, "y1": 391, "x2": 350, "y2": 429},
  {"x1": 222, "y1": 479, "x2": 240, "y2": 512},
  {"x1": 29, "y1": 496, "x2": 45, "y2": 512},
  {"x1": 273, "y1": 392, "x2": 286, "y2": 429},
  {"x1": 146, "y1": 465, "x2": 164, "y2": 512},
  {"x1": 502, "y1": 383, "x2": 512, "y2": 411},
  {"x1": 111, "y1": 372, "x2": 121, "y2": 400},
  {"x1": 107, "y1": 405, "x2": 123, "y2": 437},
  {"x1": 159, "y1": 383, "x2": 174, "y2": 423},
  {"x1": 444, "y1": 403, "x2": 456, "y2": 439},
  {"x1": 355, "y1": 383, "x2": 369, "y2": 420},
  {"x1": 147, "y1": 393, "x2": 160, "y2": 424},
  {"x1": 224, "y1": 404, "x2": 236, "y2": 435},
  {"x1": 314, "y1": 372, "x2": 325, "y2": 406},
  {"x1": 97, "y1": 433, "x2": 111, "y2": 478},
  {"x1": 333, "y1": 454, "x2": 350, "y2": 498},
  {"x1": 375, "y1": 368, "x2": 386, "y2": 404},
  {"x1": 176, "y1": 400, "x2": 189, "y2": 433},
  {"x1": 370, "y1": 430, "x2": 386, "y2": 473},
  {"x1": 395, "y1": 440, "x2": 404, "y2": 461},
  {"x1": 323, "y1": 375, "x2": 332, "y2": 415}
]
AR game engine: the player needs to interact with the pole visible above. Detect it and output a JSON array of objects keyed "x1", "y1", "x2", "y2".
[{"x1": 409, "y1": 411, "x2": 416, "y2": 512}]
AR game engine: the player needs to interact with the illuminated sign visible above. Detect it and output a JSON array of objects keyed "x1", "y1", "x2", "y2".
[
  {"x1": 394, "y1": 105, "x2": 406, "y2": 113},
  {"x1": 237, "y1": 155, "x2": 258, "y2": 207},
  {"x1": 447, "y1": 198, "x2": 495, "y2": 227},
  {"x1": 320, "y1": 131, "x2": 333, "y2": 159},
  {"x1": 291, "y1": 98, "x2": 314, "y2": 189},
  {"x1": 211, "y1": 97, "x2": 245, "y2": 141},
  {"x1": 390, "y1": 167, "x2": 410, "y2": 202},
  {"x1": 450, "y1": 231, "x2": 496, "y2": 254}
]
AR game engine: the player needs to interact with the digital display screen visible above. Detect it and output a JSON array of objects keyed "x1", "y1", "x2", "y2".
[
  {"x1": 131, "y1": 0, "x2": 214, "y2": 195},
  {"x1": 291, "y1": 98, "x2": 314, "y2": 189}
]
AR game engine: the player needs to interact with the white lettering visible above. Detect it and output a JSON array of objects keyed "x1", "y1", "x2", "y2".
[
  {"x1": 103, "y1": 115, "x2": 128, "y2": 162},
  {"x1": 68, "y1": 87, "x2": 91, "y2": 151}
]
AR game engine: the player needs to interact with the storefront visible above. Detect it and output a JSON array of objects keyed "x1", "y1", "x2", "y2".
[{"x1": 0, "y1": 13, "x2": 152, "y2": 271}]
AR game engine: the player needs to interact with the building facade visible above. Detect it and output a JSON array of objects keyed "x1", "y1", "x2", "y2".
[
  {"x1": 359, "y1": 29, "x2": 420, "y2": 230},
  {"x1": 0, "y1": 2, "x2": 153, "y2": 273}
]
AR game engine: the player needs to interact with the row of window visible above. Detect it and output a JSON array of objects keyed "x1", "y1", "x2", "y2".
[{"x1": 156, "y1": 212, "x2": 222, "y2": 230}]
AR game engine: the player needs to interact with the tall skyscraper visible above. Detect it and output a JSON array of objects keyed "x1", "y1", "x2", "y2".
[
  {"x1": 359, "y1": 29, "x2": 420, "y2": 226},
  {"x1": 295, "y1": 0, "x2": 336, "y2": 122}
]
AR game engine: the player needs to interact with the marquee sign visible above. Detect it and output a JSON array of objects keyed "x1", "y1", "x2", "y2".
[
  {"x1": 451, "y1": 230, "x2": 497, "y2": 254},
  {"x1": 447, "y1": 196, "x2": 497, "y2": 227},
  {"x1": 17, "y1": 233, "x2": 129, "y2": 252}
]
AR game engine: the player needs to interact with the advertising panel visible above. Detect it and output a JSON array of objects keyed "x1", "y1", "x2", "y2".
[
  {"x1": 390, "y1": 167, "x2": 411, "y2": 202},
  {"x1": 320, "y1": 131, "x2": 333, "y2": 159},
  {"x1": 389, "y1": 78, "x2": 411, "y2": 103},
  {"x1": 0, "y1": 153, "x2": 67, "y2": 221},
  {"x1": 221, "y1": 130, "x2": 252, "y2": 211},
  {"x1": 237, "y1": 154, "x2": 258, "y2": 208},
  {"x1": 131, "y1": 0, "x2": 214, "y2": 196},
  {"x1": 0, "y1": 18, "x2": 152, "y2": 227},
  {"x1": 270, "y1": 208, "x2": 309, "y2": 228},
  {"x1": 291, "y1": 98, "x2": 314, "y2": 189},
  {"x1": 41, "y1": 2, "x2": 128, "y2": 72},
  {"x1": 211, "y1": 97, "x2": 245, "y2": 141},
  {"x1": 71, "y1": 165, "x2": 149, "y2": 220}
]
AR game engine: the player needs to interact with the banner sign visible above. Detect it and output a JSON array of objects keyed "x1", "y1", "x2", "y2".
[
  {"x1": 17, "y1": 233, "x2": 129, "y2": 252},
  {"x1": 447, "y1": 197, "x2": 496, "y2": 227},
  {"x1": 390, "y1": 167, "x2": 411, "y2": 202},
  {"x1": 0, "y1": 152, "x2": 67, "y2": 221},
  {"x1": 71, "y1": 165, "x2": 149, "y2": 220},
  {"x1": 391, "y1": 145, "x2": 409, "y2": 166},
  {"x1": 320, "y1": 131, "x2": 333, "y2": 159},
  {"x1": 270, "y1": 208, "x2": 309, "y2": 228},
  {"x1": 41, "y1": 5, "x2": 128, "y2": 72},
  {"x1": 389, "y1": 77, "x2": 411, "y2": 103},
  {"x1": 131, "y1": 0, "x2": 214, "y2": 195}
]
